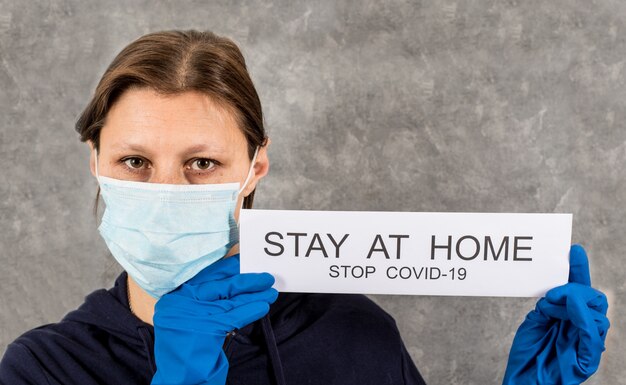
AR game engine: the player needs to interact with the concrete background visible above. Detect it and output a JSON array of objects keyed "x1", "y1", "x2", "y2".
[{"x1": 0, "y1": 1, "x2": 624, "y2": 383}]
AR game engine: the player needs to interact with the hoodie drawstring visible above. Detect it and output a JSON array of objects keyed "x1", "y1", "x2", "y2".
[
  {"x1": 260, "y1": 314, "x2": 286, "y2": 385},
  {"x1": 137, "y1": 326, "x2": 157, "y2": 375}
]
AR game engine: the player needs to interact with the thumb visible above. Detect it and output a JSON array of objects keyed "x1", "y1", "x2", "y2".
[{"x1": 569, "y1": 244, "x2": 591, "y2": 286}]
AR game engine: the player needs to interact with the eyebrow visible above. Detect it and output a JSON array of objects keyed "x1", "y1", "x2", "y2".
[
  {"x1": 110, "y1": 142, "x2": 226, "y2": 155},
  {"x1": 181, "y1": 144, "x2": 226, "y2": 154}
]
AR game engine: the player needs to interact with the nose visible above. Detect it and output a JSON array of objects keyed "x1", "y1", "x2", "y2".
[{"x1": 149, "y1": 162, "x2": 190, "y2": 185}]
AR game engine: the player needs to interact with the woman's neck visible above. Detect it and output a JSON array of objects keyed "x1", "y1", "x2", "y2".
[{"x1": 127, "y1": 275, "x2": 157, "y2": 325}]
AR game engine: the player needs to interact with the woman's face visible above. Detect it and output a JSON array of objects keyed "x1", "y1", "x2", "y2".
[{"x1": 88, "y1": 87, "x2": 270, "y2": 222}]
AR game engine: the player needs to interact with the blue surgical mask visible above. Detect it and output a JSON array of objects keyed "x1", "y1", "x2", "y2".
[{"x1": 94, "y1": 147, "x2": 259, "y2": 299}]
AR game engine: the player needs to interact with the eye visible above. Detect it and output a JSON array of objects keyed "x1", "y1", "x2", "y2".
[
  {"x1": 123, "y1": 157, "x2": 146, "y2": 169},
  {"x1": 190, "y1": 158, "x2": 216, "y2": 171}
]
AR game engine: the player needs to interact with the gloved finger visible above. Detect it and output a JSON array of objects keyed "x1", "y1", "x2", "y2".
[
  {"x1": 587, "y1": 293, "x2": 609, "y2": 315},
  {"x1": 203, "y1": 287, "x2": 278, "y2": 314},
  {"x1": 565, "y1": 289, "x2": 610, "y2": 335},
  {"x1": 222, "y1": 300, "x2": 273, "y2": 330},
  {"x1": 185, "y1": 287, "x2": 279, "y2": 315},
  {"x1": 525, "y1": 305, "x2": 552, "y2": 324},
  {"x1": 592, "y1": 311, "x2": 611, "y2": 343},
  {"x1": 182, "y1": 300, "x2": 272, "y2": 333},
  {"x1": 183, "y1": 255, "x2": 241, "y2": 286},
  {"x1": 155, "y1": 287, "x2": 278, "y2": 318},
  {"x1": 531, "y1": 292, "x2": 609, "y2": 333},
  {"x1": 536, "y1": 299, "x2": 569, "y2": 320},
  {"x1": 541, "y1": 284, "x2": 607, "y2": 326},
  {"x1": 509, "y1": 310, "x2": 557, "y2": 344},
  {"x1": 545, "y1": 283, "x2": 607, "y2": 311},
  {"x1": 565, "y1": 288, "x2": 602, "y2": 330},
  {"x1": 178, "y1": 272, "x2": 275, "y2": 301},
  {"x1": 567, "y1": 295, "x2": 606, "y2": 372},
  {"x1": 226, "y1": 287, "x2": 279, "y2": 307},
  {"x1": 569, "y1": 244, "x2": 591, "y2": 286}
]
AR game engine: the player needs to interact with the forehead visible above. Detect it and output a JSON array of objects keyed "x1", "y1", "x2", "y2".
[{"x1": 99, "y1": 88, "x2": 246, "y2": 153}]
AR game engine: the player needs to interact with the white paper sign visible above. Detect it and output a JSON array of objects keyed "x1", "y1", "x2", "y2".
[{"x1": 240, "y1": 209, "x2": 572, "y2": 297}]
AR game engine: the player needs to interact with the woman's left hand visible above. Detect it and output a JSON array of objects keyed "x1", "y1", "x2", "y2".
[{"x1": 502, "y1": 244, "x2": 610, "y2": 385}]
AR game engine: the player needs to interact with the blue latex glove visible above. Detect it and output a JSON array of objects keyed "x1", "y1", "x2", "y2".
[
  {"x1": 150, "y1": 255, "x2": 278, "y2": 385},
  {"x1": 503, "y1": 244, "x2": 610, "y2": 385}
]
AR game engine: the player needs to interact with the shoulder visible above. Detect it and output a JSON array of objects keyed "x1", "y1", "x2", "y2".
[
  {"x1": 0, "y1": 337, "x2": 51, "y2": 385},
  {"x1": 0, "y1": 322, "x2": 77, "y2": 385},
  {"x1": 0, "y1": 286, "x2": 111, "y2": 385},
  {"x1": 1, "y1": 281, "x2": 151, "y2": 385},
  {"x1": 3, "y1": 315, "x2": 99, "y2": 363},
  {"x1": 3, "y1": 289, "x2": 119, "y2": 361},
  {"x1": 1, "y1": 318, "x2": 116, "y2": 385}
]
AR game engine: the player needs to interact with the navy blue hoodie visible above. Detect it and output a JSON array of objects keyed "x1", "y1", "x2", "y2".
[{"x1": 0, "y1": 271, "x2": 426, "y2": 384}]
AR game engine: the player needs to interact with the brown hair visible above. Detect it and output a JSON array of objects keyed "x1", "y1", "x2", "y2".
[{"x1": 75, "y1": 30, "x2": 267, "y2": 213}]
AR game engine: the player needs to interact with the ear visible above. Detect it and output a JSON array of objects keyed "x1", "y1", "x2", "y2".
[
  {"x1": 87, "y1": 140, "x2": 97, "y2": 178},
  {"x1": 241, "y1": 138, "x2": 271, "y2": 197}
]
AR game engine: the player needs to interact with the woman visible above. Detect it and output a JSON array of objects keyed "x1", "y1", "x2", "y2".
[{"x1": 0, "y1": 30, "x2": 609, "y2": 385}]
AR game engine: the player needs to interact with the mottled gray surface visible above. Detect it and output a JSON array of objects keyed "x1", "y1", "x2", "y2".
[{"x1": 0, "y1": 1, "x2": 624, "y2": 384}]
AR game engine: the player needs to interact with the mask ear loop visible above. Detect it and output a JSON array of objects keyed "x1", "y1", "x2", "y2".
[
  {"x1": 235, "y1": 146, "x2": 260, "y2": 231},
  {"x1": 94, "y1": 148, "x2": 100, "y2": 180},
  {"x1": 237, "y1": 146, "x2": 260, "y2": 197}
]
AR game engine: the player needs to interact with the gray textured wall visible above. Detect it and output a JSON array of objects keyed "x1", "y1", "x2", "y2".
[{"x1": 0, "y1": 1, "x2": 624, "y2": 384}]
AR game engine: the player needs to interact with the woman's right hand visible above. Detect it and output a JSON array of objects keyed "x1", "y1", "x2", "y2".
[{"x1": 150, "y1": 255, "x2": 278, "y2": 385}]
